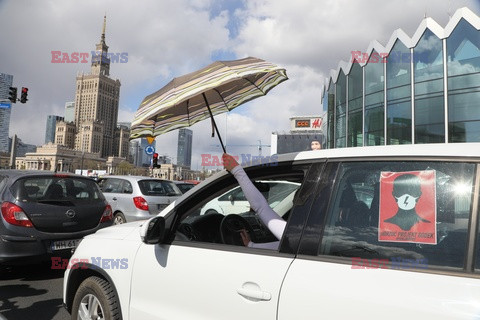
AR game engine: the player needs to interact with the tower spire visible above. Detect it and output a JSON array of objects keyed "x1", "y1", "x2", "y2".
[{"x1": 101, "y1": 14, "x2": 106, "y2": 43}]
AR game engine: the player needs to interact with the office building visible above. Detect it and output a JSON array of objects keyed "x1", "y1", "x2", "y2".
[
  {"x1": 45, "y1": 115, "x2": 64, "y2": 144},
  {"x1": 177, "y1": 128, "x2": 192, "y2": 168},
  {"x1": 321, "y1": 7, "x2": 480, "y2": 149},
  {"x1": 0, "y1": 73, "x2": 13, "y2": 153},
  {"x1": 70, "y1": 16, "x2": 124, "y2": 158}
]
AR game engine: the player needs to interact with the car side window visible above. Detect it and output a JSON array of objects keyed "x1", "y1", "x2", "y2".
[
  {"x1": 121, "y1": 180, "x2": 133, "y2": 194},
  {"x1": 100, "y1": 178, "x2": 123, "y2": 193},
  {"x1": 175, "y1": 166, "x2": 306, "y2": 249},
  {"x1": 218, "y1": 187, "x2": 246, "y2": 202},
  {"x1": 319, "y1": 161, "x2": 475, "y2": 270}
]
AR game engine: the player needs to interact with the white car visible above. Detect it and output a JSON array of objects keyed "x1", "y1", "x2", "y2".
[
  {"x1": 97, "y1": 175, "x2": 182, "y2": 224},
  {"x1": 64, "y1": 143, "x2": 480, "y2": 319},
  {"x1": 199, "y1": 180, "x2": 300, "y2": 216}
]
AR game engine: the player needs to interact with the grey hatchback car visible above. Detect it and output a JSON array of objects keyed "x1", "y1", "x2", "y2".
[
  {"x1": 98, "y1": 176, "x2": 182, "y2": 224},
  {"x1": 0, "y1": 170, "x2": 113, "y2": 264}
]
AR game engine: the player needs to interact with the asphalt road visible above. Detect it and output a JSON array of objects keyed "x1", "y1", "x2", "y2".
[{"x1": 0, "y1": 263, "x2": 70, "y2": 320}]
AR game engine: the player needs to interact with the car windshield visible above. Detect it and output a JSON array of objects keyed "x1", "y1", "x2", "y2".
[
  {"x1": 138, "y1": 180, "x2": 182, "y2": 196},
  {"x1": 10, "y1": 176, "x2": 103, "y2": 202}
]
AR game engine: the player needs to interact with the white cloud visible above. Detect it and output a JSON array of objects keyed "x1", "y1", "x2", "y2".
[{"x1": 1, "y1": 0, "x2": 479, "y2": 167}]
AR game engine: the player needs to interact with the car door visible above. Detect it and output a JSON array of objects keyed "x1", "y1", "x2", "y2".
[
  {"x1": 278, "y1": 159, "x2": 480, "y2": 319},
  {"x1": 128, "y1": 163, "x2": 312, "y2": 319}
]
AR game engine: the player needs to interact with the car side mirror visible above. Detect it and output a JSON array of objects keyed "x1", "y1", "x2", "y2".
[
  {"x1": 140, "y1": 216, "x2": 166, "y2": 245},
  {"x1": 228, "y1": 194, "x2": 234, "y2": 204}
]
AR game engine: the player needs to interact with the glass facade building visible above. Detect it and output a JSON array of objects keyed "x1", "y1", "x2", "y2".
[
  {"x1": 0, "y1": 73, "x2": 13, "y2": 153},
  {"x1": 177, "y1": 128, "x2": 193, "y2": 168},
  {"x1": 321, "y1": 7, "x2": 480, "y2": 148},
  {"x1": 45, "y1": 115, "x2": 64, "y2": 144}
]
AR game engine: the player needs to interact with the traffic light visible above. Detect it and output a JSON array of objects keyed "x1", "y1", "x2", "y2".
[
  {"x1": 8, "y1": 87, "x2": 17, "y2": 103},
  {"x1": 20, "y1": 87, "x2": 28, "y2": 103},
  {"x1": 153, "y1": 153, "x2": 159, "y2": 168}
]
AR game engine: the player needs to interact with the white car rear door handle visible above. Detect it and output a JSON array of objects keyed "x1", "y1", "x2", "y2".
[{"x1": 236, "y1": 288, "x2": 272, "y2": 301}]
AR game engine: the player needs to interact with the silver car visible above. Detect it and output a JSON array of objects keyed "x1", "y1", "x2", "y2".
[{"x1": 98, "y1": 176, "x2": 182, "y2": 224}]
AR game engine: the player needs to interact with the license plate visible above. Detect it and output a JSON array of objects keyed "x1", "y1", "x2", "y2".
[{"x1": 51, "y1": 239, "x2": 81, "y2": 251}]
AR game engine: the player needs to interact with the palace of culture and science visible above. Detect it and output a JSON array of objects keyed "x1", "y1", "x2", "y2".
[{"x1": 17, "y1": 16, "x2": 130, "y2": 173}]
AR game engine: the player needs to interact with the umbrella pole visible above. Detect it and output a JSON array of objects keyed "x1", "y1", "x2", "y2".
[{"x1": 203, "y1": 93, "x2": 227, "y2": 154}]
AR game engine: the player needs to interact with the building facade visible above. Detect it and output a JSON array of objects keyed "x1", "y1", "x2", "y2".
[
  {"x1": 177, "y1": 128, "x2": 192, "y2": 168},
  {"x1": 322, "y1": 7, "x2": 480, "y2": 149},
  {"x1": 0, "y1": 73, "x2": 13, "y2": 153},
  {"x1": 70, "y1": 16, "x2": 124, "y2": 158},
  {"x1": 45, "y1": 115, "x2": 64, "y2": 144},
  {"x1": 55, "y1": 121, "x2": 76, "y2": 149},
  {"x1": 271, "y1": 115, "x2": 325, "y2": 154}
]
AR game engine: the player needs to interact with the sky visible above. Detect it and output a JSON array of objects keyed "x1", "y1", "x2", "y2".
[{"x1": 1, "y1": 0, "x2": 479, "y2": 170}]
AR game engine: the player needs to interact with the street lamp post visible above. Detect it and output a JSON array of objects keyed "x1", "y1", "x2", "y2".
[{"x1": 80, "y1": 125, "x2": 87, "y2": 176}]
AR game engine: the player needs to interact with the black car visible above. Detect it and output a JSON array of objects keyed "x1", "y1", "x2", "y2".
[{"x1": 0, "y1": 170, "x2": 113, "y2": 264}]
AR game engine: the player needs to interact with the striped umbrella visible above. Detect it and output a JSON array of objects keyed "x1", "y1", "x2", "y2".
[{"x1": 130, "y1": 57, "x2": 288, "y2": 152}]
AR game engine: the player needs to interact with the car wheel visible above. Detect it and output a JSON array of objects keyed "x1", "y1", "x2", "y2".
[
  {"x1": 113, "y1": 212, "x2": 126, "y2": 225},
  {"x1": 71, "y1": 276, "x2": 121, "y2": 320},
  {"x1": 205, "y1": 209, "x2": 219, "y2": 215}
]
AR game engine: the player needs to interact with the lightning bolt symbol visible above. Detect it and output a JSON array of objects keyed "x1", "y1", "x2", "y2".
[{"x1": 404, "y1": 196, "x2": 409, "y2": 205}]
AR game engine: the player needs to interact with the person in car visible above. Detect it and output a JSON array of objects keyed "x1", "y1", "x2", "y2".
[{"x1": 222, "y1": 153, "x2": 286, "y2": 249}]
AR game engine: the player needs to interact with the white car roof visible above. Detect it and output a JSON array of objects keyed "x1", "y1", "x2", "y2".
[{"x1": 276, "y1": 143, "x2": 480, "y2": 163}]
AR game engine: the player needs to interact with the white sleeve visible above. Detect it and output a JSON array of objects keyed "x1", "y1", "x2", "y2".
[{"x1": 230, "y1": 166, "x2": 286, "y2": 240}]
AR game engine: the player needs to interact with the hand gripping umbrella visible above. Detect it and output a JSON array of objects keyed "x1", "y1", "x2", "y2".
[{"x1": 130, "y1": 57, "x2": 288, "y2": 153}]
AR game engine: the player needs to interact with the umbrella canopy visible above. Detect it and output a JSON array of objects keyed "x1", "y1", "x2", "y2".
[{"x1": 130, "y1": 57, "x2": 288, "y2": 151}]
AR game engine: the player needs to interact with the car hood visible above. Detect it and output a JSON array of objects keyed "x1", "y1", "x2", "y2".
[{"x1": 85, "y1": 220, "x2": 145, "y2": 241}]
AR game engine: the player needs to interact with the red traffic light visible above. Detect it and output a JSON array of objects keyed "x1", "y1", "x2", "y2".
[
  {"x1": 153, "y1": 153, "x2": 158, "y2": 159},
  {"x1": 20, "y1": 87, "x2": 28, "y2": 103}
]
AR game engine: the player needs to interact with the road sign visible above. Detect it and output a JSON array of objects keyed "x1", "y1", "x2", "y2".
[
  {"x1": 0, "y1": 103, "x2": 11, "y2": 109},
  {"x1": 145, "y1": 145, "x2": 155, "y2": 155}
]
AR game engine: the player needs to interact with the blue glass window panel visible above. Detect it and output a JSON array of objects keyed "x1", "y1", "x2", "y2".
[
  {"x1": 348, "y1": 63, "x2": 363, "y2": 111},
  {"x1": 365, "y1": 51, "x2": 384, "y2": 95},
  {"x1": 387, "y1": 100, "x2": 412, "y2": 144},
  {"x1": 447, "y1": 18, "x2": 480, "y2": 76},
  {"x1": 448, "y1": 91, "x2": 480, "y2": 122},
  {"x1": 415, "y1": 96, "x2": 444, "y2": 125},
  {"x1": 415, "y1": 124, "x2": 445, "y2": 143},
  {"x1": 449, "y1": 121, "x2": 480, "y2": 142},
  {"x1": 387, "y1": 40, "x2": 411, "y2": 89}
]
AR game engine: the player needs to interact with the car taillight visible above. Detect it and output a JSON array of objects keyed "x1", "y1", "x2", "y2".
[
  {"x1": 100, "y1": 204, "x2": 113, "y2": 223},
  {"x1": 1, "y1": 202, "x2": 33, "y2": 227},
  {"x1": 133, "y1": 197, "x2": 149, "y2": 211}
]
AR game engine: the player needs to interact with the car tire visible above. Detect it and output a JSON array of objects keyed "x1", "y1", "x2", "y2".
[
  {"x1": 71, "y1": 276, "x2": 121, "y2": 320},
  {"x1": 205, "y1": 209, "x2": 219, "y2": 215},
  {"x1": 113, "y1": 212, "x2": 126, "y2": 225}
]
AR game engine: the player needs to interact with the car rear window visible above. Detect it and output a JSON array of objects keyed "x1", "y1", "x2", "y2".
[
  {"x1": 10, "y1": 176, "x2": 103, "y2": 202},
  {"x1": 138, "y1": 180, "x2": 182, "y2": 196}
]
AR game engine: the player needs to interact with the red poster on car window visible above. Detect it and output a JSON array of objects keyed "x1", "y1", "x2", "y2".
[{"x1": 378, "y1": 170, "x2": 437, "y2": 244}]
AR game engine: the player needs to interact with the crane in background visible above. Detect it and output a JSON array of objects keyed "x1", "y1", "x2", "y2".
[{"x1": 211, "y1": 140, "x2": 271, "y2": 157}]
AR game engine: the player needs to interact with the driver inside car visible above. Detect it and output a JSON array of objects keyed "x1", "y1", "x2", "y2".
[{"x1": 222, "y1": 153, "x2": 286, "y2": 249}]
